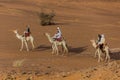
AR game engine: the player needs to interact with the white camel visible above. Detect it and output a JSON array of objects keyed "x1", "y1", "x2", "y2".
[
  {"x1": 90, "y1": 40, "x2": 110, "y2": 62},
  {"x1": 13, "y1": 30, "x2": 35, "y2": 51},
  {"x1": 45, "y1": 33, "x2": 68, "y2": 55}
]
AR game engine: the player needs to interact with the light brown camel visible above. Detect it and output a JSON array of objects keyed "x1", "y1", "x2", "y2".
[
  {"x1": 90, "y1": 40, "x2": 110, "y2": 62},
  {"x1": 13, "y1": 30, "x2": 35, "y2": 51},
  {"x1": 45, "y1": 33, "x2": 68, "y2": 55}
]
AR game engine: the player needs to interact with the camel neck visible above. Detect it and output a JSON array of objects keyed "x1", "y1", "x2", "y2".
[
  {"x1": 46, "y1": 34, "x2": 53, "y2": 43},
  {"x1": 92, "y1": 41, "x2": 97, "y2": 48},
  {"x1": 15, "y1": 32, "x2": 22, "y2": 40}
]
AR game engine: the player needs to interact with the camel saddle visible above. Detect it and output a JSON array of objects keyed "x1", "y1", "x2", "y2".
[
  {"x1": 25, "y1": 32, "x2": 31, "y2": 37},
  {"x1": 98, "y1": 44, "x2": 106, "y2": 52},
  {"x1": 54, "y1": 37, "x2": 63, "y2": 42}
]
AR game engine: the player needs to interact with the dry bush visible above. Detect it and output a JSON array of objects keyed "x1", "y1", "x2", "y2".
[{"x1": 38, "y1": 10, "x2": 55, "y2": 26}]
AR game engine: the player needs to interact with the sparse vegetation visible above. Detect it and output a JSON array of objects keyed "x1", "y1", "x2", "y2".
[
  {"x1": 38, "y1": 10, "x2": 55, "y2": 26},
  {"x1": 13, "y1": 59, "x2": 25, "y2": 67}
]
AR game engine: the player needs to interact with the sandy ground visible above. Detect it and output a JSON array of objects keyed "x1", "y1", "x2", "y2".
[{"x1": 0, "y1": 0, "x2": 120, "y2": 80}]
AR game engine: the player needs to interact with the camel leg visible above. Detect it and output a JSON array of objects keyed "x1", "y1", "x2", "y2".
[
  {"x1": 94, "y1": 50, "x2": 98, "y2": 58},
  {"x1": 52, "y1": 44, "x2": 55, "y2": 54},
  {"x1": 54, "y1": 43, "x2": 59, "y2": 55},
  {"x1": 97, "y1": 49, "x2": 102, "y2": 62},
  {"x1": 31, "y1": 40, "x2": 35, "y2": 49},
  {"x1": 105, "y1": 52, "x2": 108, "y2": 62},
  {"x1": 20, "y1": 40, "x2": 24, "y2": 51},
  {"x1": 100, "y1": 50, "x2": 103, "y2": 62},
  {"x1": 30, "y1": 37, "x2": 35, "y2": 49},
  {"x1": 52, "y1": 43, "x2": 58, "y2": 55},
  {"x1": 97, "y1": 49, "x2": 100, "y2": 62},
  {"x1": 107, "y1": 54, "x2": 110, "y2": 62},
  {"x1": 56, "y1": 47, "x2": 59, "y2": 55},
  {"x1": 105, "y1": 49, "x2": 110, "y2": 62},
  {"x1": 31, "y1": 41, "x2": 35, "y2": 49},
  {"x1": 64, "y1": 45, "x2": 68, "y2": 53},
  {"x1": 107, "y1": 51, "x2": 110, "y2": 62},
  {"x1": 24, "y1": 40, "x2": 29, "y2": 51},
  {"x1": 62, "y1": 44, "x2": 68, "y2": 55}
]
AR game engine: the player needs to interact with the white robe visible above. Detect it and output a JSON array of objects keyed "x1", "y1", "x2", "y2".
[
  {"x1": 98, "y1": 35, "x2": 105, "y2": 45},
  {"x1": 53, "y1": 29, "x2": 62, "y2": 39}
]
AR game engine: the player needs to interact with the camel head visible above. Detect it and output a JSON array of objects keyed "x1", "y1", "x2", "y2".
[
  {"x1": 45, "y1": 33, "x2": 51, "y2": 37},
  {"x1": 13, "y1": 30, "x2": 18, "y2": 34},
  {"x1": 44, "y1": 33, "x2": 53, "y2": 43}
]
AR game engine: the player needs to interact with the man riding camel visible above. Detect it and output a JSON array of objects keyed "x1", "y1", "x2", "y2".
[
  {"x1": 97, "y1": 34, "x2": 106, "y2": 50},
  {"x1": 52, "y1": 27, "x2": 63, "y2": 41},
  {"x1": 24, "y1": 25, "x2": 31, "y2": 37}
]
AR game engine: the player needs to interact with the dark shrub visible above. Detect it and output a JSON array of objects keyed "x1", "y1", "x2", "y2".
[{"x1": 38, "y1": 11, "x2": 55, "y2": 26}]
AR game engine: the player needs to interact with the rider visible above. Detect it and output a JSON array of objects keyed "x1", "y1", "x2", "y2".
[
  {"x1": 52, "y1": 27, "x2": 62, "y2": 41},
  {"x1": 97, "y1": 34, "x2": 106, "y2": 50},
  {"x1": 24, "y1": 25, "x2": 31, "y2": 37}
]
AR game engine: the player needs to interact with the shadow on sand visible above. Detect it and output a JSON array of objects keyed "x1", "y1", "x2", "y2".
[
  {"x1": 110, "y1": 51, "x2": 120, "y2": 60},
  {"x1": 35, "y1": 45, "x2": 51, "y2": 51},
  {"x1": 68, "y1": 46, "x2": 88, "y2": 55},
  {"x1": 35, "y1": 45, "x2": 88, "y2": 55},
  {"x1": 41, "y1": 22, "x2": 69, "y2": 27}
]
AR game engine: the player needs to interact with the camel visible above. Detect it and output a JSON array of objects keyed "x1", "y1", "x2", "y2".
[
  {"x1": 13, "y1": 30, "x2": 35, "y2": 51},
  {"x1": 45, "y1": 33, "x2": 68, "y2": 55},
  {"x1": 90, "y1": 40, "x2": 110, "y2": 62}
]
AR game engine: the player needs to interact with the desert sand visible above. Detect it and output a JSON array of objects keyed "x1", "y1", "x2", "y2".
[{"x1": 0, "y1": 0, "x2": 120, "y2": 80}]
